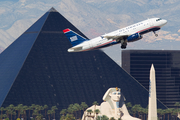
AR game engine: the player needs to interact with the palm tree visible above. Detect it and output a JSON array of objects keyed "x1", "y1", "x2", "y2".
[
  {"x1": 3, "y1": 114, "x2": 7, "y2": 120},
  {"x1": 60, "y1": 115, "x2": 66, "y2": 120},
  {"x1": 94, "y1": 109, "x2": 100, "y2": 115},
  {"x1": 51, "y1": 106, "x2": 58, "y2": 119},
  {"x1": 65, "y1": 113, "x2": 75, "y2": 120},
  {"x1": 43, "y1": 105, "x2": 48, "y2": 119},
  {"x1": 159, "y1": 109, "x2": 166, "y2": 120},
  {"x1": 16, "y1": 104, "x2": 23, "y2": 118},
  {"x1": 76, "y1": 104, "x2": 81, "y2": 119},
  {"x1": 138, "y1": 106, "x2": 144, "y2": 119},
  {"x1": 126, "y1": 102, "x2": 132, "y2": 111},
  {"x1": 5, "y1": 106, "x2": 10, "y2": 119},
  {"x1": 142, "y1": 108, "x2": 148, "y2": 120},
  {"x1": 157, "y1": 109, "x2": 162, "y2": 120},
  {"x1": 7, "y1": 104, "x2": 15, "y2": 120},
  {"x1": 170, "y1": 108, "x2": 175, "y2": 120},
  {"x1": 175, "y1": 102, "x2": 180, "y2": 109},
  {"x1": 94, "y1": 109, "x2": 100, "y2": 119},
  {"x1": 8, "y1": 109, "x2": 14, "y2": 120},
  {"x1": 174, "y1": 108, "x2": 179, "y2": 120},
  {"x1": 60, "y1": 109, "x2": 66, "y2": 116},
  {"x1": 34, "y1": 105, "x2": 44, "y2": 119},
  {"x1": 96, "y1": 116, "x2": 101, "y2": 120},
  {"x1": 131, "y1": 104, "x2": 140, "y2": 117},
  {"x1": 67, "y1": 104, "x2": 74, "y2": 114},
  {"x1": 135, "y1": 104, "x2": 142, "y2": 118},
  {"x1": 13, "y1": 111, "x2": 16, "y2": 120},
  {"x1": 19, "y1": 109, "x2": 24, "y2": 120},
  {"x1": 8, "y1": 104, "x2": 14, "y2": 110},
  {"x1": 24, "y1": 105, "x2": 29, "y2": 120},
  {"x1": 31, "y1": 104, "x2": 36, "y2": 110},
  {"x1": 0, "y1": 107, "x2": 4, "y2": 119},
  {"x1": 165, "y1": 108, "x2": 173, "y2": 120},
  {"x1": 161, "y1": 109, "x2": 166, "y2": 120},
  {"x1": 81, "y1": 102, "x2": 88, "y2": 113},
  {"x1": 29, "y1": 104, "x2": 35, "y2": 119},
  {"x1": 40, "y1": 106, "x2": 44, "y2": 114},
  {"x1": 87, "y1": 109, "x2": 93, "y2": 117},
  {"x1": 93, "y1": 101, "x2": 99, "y2": 111},
  {"x1": 47, "y1": 110, "x2": 52, "y2": 120},
  {"x1": 28, "y1": 106, "x2": 33, "y2": 119},
  {"x1": 8, "y1": 104, "x2": 14, "y2": 120},
  {"x1": 171, "y1": 109, "x2": 178, "y2": 120},
  {"x1": 36, "y1": 114, "x2": 43, "y2": 120},
  {"x1": 174, "y1": 102, "x2": 180, "y2": 119},
  {"x1": 72, "y1": 103, "x2": 81, "y2": 119},
  {"x1": 110, "y1": 117, "x2": 115, "y2": 120},
  {"x1": 101, "y1": 115, "x2": 109, "y2": 120},
  {"x1": 14, "y1": 106, "x2": 17, "y2": 119},
  {"x1": 126, "y1": 102, "x2": 132, "y2": 116},
  {"x1": 35, "y1": 105, "x2": 41, "y2": 114},
  {"x1": 72, "y1": 104, "x2": 78, "y2": 118},
  {"x1": 32, "y1": 109, "x2": 39, "y2": 119}
]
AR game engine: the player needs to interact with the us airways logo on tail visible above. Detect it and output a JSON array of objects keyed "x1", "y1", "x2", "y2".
[
  {"x1": 63, "y1": 18, "x2": 167, "y2": 52},
  {"x1": 63, "y1": 28, "x2": 88, "y2": 47},
  {"x1": 70, "y1": 36, "x2": 78, "y2": 42}
]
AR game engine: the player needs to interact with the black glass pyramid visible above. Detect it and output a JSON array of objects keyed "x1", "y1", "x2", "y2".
[{"x1": 0, "y1": 8, "x2": 166, "y2": 119}]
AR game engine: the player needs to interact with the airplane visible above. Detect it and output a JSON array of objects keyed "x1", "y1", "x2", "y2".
[{"x1": 63, "y1": 18, "x2": 167, "y2": 52}]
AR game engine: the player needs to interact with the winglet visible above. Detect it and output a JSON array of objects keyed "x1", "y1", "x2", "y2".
[{"x1": 63, "y1": 28, "x2": 71, "y2": 33}]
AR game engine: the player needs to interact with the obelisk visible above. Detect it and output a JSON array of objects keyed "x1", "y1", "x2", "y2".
[{"x1": 148, "y1": 64, "x2": 157, "y2": 120}]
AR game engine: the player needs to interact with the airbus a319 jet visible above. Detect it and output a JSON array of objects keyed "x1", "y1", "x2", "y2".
[{"x1": 63, "y1": 18, "x2": 167, "y2": 52}]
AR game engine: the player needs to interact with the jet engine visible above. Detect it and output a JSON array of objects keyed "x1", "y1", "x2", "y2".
[{"x1": 127, "y1": 33, "x2": 142, "y2": 42}]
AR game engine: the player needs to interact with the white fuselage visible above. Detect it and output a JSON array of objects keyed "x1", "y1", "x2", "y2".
[{"x1": 68, "y1": 18, "x2": 167, "y2": 52}]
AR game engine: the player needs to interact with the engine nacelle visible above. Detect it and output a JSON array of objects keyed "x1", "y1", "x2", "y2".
[{"x1": 127, "y1": 33, "x2": 142, "y2": 42}]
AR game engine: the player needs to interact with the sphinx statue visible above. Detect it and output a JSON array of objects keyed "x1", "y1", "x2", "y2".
[{"x1": 82, "y1": 87, "x2": 141, "y2": 120}]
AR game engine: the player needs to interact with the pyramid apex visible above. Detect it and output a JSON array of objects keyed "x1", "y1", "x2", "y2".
[{"x1": 48, "y1": 7, "x2": 58, "y2": 12}]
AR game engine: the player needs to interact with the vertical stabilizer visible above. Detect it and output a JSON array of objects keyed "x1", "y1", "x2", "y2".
[
  {"x1": 148, "y1": 64, "x2": 157, "y2": 120},
  {"x1": 63, "y1": 28, "x2": 88, "y2": 46}
]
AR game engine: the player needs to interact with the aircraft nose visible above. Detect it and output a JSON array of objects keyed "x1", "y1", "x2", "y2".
[
  {"x1": 162, "y1": 19, "x2": 167, "y2": 26},
  {"x1": 164, "y1": 19, "x2": 167, "y2": 24},
  {"x1": 160, "y1": 19, "x2": 167, "y2": 27}
]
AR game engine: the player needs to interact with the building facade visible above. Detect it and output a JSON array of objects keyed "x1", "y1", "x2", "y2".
[{"x1": 122, "y1": 50, "x2": 180, "y2": 108}]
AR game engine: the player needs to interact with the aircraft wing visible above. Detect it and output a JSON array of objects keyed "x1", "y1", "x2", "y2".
[{"x1": 104, "y1": 34, "x2": 129, "y2": 41}]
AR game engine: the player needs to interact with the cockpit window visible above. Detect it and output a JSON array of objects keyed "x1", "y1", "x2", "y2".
[{"x1": 156, "y1": 18, "x2": 162, "y2": 21}]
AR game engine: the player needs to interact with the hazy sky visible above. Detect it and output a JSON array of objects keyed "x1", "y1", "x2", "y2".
[{"x1": 1, "y1": 0, "x2": 19, "y2": 1}]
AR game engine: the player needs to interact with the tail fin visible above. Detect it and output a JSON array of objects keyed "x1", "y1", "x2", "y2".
[{"x1": 63, "y1": 28, "x2": 88, "y2": 46}]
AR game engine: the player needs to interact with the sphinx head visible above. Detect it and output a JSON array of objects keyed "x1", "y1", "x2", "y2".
[
  {"x1": 103, "y1": 87, "x2": 121, "y2": 102},
  {"x1": 109, "y1": 90, "x2": 121, "y2": 102}
]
